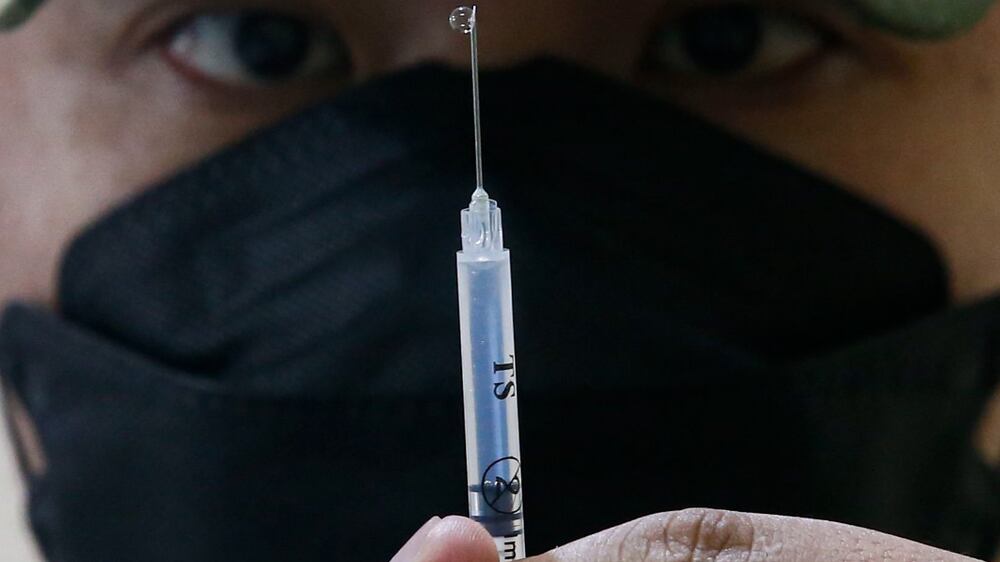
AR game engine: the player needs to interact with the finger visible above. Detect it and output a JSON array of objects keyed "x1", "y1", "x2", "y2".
[
  {"x1": 526, "y1": 508, "x2": 981, "y2": 562},
  {"x1": 416, "y1": 516, "x2": 497, "y2": 562},
  {"x1": 390, "y1": 517, "x2": 441, "y2": 562},
  {"x1": 409, "y1": 516, "x2": 498, "y2": 562}
]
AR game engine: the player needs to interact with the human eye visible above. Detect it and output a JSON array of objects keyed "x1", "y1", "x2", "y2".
[
  {"x1": 645, "y1": 3, "x2": 835, "y2": 82},
  {"x1": 162, "y1": 10, "x2": 351, "y2": 88}
]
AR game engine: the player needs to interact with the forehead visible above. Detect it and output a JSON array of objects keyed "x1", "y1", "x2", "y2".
[{"x1": 0, "y1": 0, "x2": 996, "y2": 38}]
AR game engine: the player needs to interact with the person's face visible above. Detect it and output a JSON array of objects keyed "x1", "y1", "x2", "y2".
[{"x1": 2, "y1": 0, "x2": 1000, "y2": 308}]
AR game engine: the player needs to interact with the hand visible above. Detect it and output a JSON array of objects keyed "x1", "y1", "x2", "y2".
[{"x1": 390, "y1": 509, "x2": 982, "y2": 562}]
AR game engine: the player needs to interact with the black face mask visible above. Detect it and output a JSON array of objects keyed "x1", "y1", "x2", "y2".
[{"x1": 1, "y1": 61, "x2": 997, "y2": 562}]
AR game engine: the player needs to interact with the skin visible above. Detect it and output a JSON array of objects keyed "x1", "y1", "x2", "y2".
[
  {"x1": 1, "y1": 0, "x2": 999, "y2": 560},
  {"x1": 393, "y1": 511, "x2": 984, "y2": 562},
  {"x1": 4, "y1": 0, "x2": 1000, "y2": 303}
]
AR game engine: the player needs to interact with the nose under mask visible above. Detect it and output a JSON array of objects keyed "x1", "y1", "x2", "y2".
[
  {"x1": 55, "y1": 59, "x2": 949, "y2": 378},
  {"x1": 2, "y1": 60, "x2": 997, "y2": 562}
]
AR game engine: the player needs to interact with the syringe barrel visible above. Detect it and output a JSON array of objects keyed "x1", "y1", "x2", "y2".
[{"x1": 457, "y1": 242, "x2": 525, "y2": 561}]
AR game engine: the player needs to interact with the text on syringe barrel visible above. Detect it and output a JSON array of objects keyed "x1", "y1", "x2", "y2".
[{"x1": 457, "y1": 250, "x2": 524, "y2": 542}]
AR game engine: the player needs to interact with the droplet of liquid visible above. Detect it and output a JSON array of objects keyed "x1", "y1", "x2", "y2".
[{"x1": 449, "y1": 6, "x2": 476, "y2": 35}]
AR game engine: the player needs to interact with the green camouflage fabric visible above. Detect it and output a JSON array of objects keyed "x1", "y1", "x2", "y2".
[
  {"x1": 0, "y1": 0, "x2": 43, "y2": 30},
  {"x1": 848, "y1": 0, "x2": 996, "y2": 38},
  {"x1": 0, "y1": 0, "x2": 996, "y2": 37}
]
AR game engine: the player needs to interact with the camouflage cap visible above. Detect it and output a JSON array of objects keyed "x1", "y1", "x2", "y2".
[
  {"x1": 0, "y1": 0, "x2": 996, "y2": 38},
  {"x1": 0, "y1": 0, "x2": 43, "y2": 30},
  {"x1": 847, "y1": 0, "x2": 996, "y2": 38}
]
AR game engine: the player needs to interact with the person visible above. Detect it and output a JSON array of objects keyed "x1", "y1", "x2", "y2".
[{"x1": 1, "y1": 1, "x2": 998, "y2": 561}]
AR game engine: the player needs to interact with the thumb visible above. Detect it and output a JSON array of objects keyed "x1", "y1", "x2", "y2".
[
  {"x1": 525, "y1": 508, "x2": 979, "y2": 562},
  {"x1": 391, "y1": 516, "x2": 498, "y2": 562}
]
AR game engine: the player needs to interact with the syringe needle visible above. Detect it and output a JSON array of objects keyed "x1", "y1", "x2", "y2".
[
  {"x1": 450, "y1": 5, "x2": 486, "y2": 195},
  {"x1": 451, "y1": 6, "x2": 527, "y2": 561}
]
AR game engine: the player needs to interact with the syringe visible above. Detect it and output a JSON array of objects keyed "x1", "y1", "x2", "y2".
[{"x1": 451, "y1": 6, "x2": 526, "y2": 561}]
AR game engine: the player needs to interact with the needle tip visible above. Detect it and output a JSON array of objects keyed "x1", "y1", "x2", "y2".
[{"x1": 449, "y1": 5, "x2": 477, "y2": 34}]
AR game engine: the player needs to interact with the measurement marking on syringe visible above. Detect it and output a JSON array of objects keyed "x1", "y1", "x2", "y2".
[
  {"x1": 501, "y1": 536, "x2": 520, "y2": 561},
  {"x1": 481, "y1": 456, "x2": 523, "y2": 514}
]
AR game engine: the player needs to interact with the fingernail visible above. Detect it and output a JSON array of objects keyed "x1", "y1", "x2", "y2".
[{"x1": 390, "y1": 517, "x2": 442, "y2": 562}]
